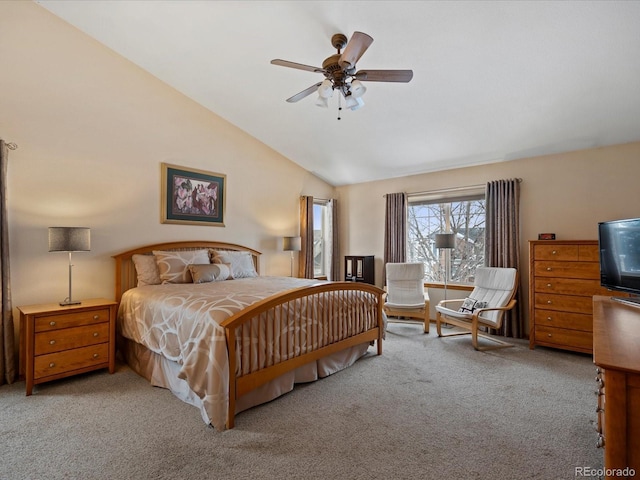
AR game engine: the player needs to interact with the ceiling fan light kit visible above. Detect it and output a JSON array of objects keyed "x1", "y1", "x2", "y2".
[{"x1": 271, "y1": 31, "x2": 413, "y2": 119}]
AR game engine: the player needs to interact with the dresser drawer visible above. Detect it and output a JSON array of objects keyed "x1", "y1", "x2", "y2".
[
  {"x1": 34, "y1": 323, "x2": 109, "y2": 355},
  {"x1": 34, "y1": 309, "x2": 111, "y2": 332},
  {"x1": 534, "y1": 293, "x2": 593, "y2": 314},
  {"x1": 534, "y1": 277, "x2": 610, "y2": 296},
  {"x1": 34, "y1": 343, "x2": 109, "y2": 379},
  {"x1": 534, "y1": 325, "x2": 592, "y2": 350},
  {"x1": 534, "y1": 244, "x2": 579, "y2": 261},
  {"x1": 578, "y1": 244, "x2": 600, "y2": 262},
  {"x1": 534, "y1": 261, "x2": 600, "y2": 279},
  {"x1": 533, "y1": 243, "x2": 600, "y2": 261},
  {"x1": 534, "y1": 309, "x2": 593, "y2": 332}
]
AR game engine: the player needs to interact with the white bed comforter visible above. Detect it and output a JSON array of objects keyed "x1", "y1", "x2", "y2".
[{"x1": 118, "y1": 276, "x2": 378, "y2": 430}]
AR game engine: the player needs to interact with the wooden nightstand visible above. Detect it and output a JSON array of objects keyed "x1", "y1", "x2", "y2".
[{"x1": 18, "y1": 298, "x2": 117, "y2": 395}]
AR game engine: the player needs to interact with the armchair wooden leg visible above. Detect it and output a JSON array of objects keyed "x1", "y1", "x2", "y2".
[{"x1": 424, "y1": 304, "x2": 430, "y2": 334}]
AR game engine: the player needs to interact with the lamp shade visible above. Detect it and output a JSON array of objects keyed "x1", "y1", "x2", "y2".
[
  {"x1": 282, "y1": 236, "x2": 301, "y2": 252},
  {"x1": 435, "y1": 233, "x2": 455, "y2": 249},
  {"x1": 48, "y1": 227, "x2": 91, "y2": 252}
]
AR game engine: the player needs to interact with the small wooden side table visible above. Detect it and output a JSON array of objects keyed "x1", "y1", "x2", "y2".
[{"x1": 18, "y1": 298, "x2": 117, "y2": 395}]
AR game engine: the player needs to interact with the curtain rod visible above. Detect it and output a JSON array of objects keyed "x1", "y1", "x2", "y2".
[{"x1": 383, "y1": 178, "x2": 522, "y2": 198}]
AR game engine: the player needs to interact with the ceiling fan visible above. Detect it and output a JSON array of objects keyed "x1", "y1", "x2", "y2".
[{"x1": 271, "y1": 31, "x2": 413, "y2": 114}]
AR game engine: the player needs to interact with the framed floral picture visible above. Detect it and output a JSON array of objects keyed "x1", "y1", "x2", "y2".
[{"x1": 161, "y1": 163, "x2": 226, "y2": 226}]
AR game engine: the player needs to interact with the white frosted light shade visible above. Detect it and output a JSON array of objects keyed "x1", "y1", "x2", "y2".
[
  {"x1": 349, "y1": 97, "x2": 364, "y2": 111},
  {"x1": 350, "y1": 80, "x2": 366, "y2": 98},
  {"x1": 315, "y1": 95, "x2": 329, "y2": 108},
  {"x1": 317, "y1": 80, "x2": 334, "y2": 99}
]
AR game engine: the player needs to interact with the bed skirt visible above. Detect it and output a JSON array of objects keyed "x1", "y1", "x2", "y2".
[{"x1": 117, "y1": 336, "x2": 371, "y2": 426}]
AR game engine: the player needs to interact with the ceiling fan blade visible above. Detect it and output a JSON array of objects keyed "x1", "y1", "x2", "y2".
[
  {"x1": 271, "y1": 59, "x2": 325, "y2": 74},
  {"x1": 354, "y1": 70, "x2": 414, "y2": 83},
  {"x1": 286, "y1": 82, "x2": 322, "y2": 103},
  {"x1": 339, "y1": 32, "x2": 374, "y2": 69}
]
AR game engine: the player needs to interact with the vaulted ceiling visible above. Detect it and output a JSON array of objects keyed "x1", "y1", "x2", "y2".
[{"x1": 36, "y1": 0, "x2": 640, "y2": 186}]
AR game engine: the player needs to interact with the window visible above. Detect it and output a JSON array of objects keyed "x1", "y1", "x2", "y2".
[
  {"x1": 313, "y1": 200, "x2": 329, "y2": 277},
  {"x1": 407, "y1": 188, "x2": 485, "y2": 285}
]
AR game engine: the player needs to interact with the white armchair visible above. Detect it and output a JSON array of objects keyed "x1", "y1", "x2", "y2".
[
  {"x1": 435, "y1": 267, "x2": 518, "y2": 350},
  {"x1": 384, "y1": 262, "x2": 430, "y2": 333}
]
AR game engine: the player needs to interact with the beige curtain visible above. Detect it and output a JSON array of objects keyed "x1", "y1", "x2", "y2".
[
  {"x1": 328, "y1": 199, "x2": 339, "y2": 281},
  {"x1": 1, "y1": 140, "x2": 16, "y2": 385},
  {"x1": 299, "y1": 196, "x2": 314, "y2": 279},
  {"x1": 485, "y1": 178, "x2": 522, "y2": 338},
  {"x1": 383, "y1": 193, "x2": 407, "y2": 282}
]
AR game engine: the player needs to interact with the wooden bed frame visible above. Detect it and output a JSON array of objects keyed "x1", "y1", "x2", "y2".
[{"x1": 113, "y1": 240, "x2": 385, "y2": 429}]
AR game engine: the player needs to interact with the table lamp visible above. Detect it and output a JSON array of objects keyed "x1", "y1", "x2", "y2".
[{"x1": 49, "y1": 227, "x2": 91, "y2": 306}]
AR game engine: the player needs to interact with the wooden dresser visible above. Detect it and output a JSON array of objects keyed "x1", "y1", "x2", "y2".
[
  {"x1": 19, "y1": 298, "x2": 117, "y2": 395},
  {"x1": 593, "y1": 296, "x2": 640, "y2": 478},
  {"x1": 529, "y1": 240, "x2": 611, "y2": 353}
]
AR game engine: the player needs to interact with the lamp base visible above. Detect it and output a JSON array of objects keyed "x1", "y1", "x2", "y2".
[{"x1": 59, "y1": 300, "x2": 81, "y2": 306}]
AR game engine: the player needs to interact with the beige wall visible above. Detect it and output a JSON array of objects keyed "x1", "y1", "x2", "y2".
[
  {"x1": 337, "y1": 141, "x2": 640, "y2": 328},
  {"x1": 0, "y1": 1, "x2": 334, "y2": 312},
  {"x1": 2, "y1": 1, "x2": 640, "y2": 342}
]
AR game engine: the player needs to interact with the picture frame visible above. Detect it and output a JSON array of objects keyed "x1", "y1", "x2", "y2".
[{"x1": 161, "y1": 163, "x2": 226, "y2": 226}]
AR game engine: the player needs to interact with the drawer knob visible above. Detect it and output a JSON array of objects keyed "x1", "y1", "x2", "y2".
[
  {"x1": 93, "y1": 332, "x2": 99, "y2": 337},
  {"x1": 49, "y1": 321, "x2": 56, "y2": 327},
  {"x1": 596, "y1": 407, "x2": 604, "y2": 413},
  {"x1": 552, "y1": 250, "x2": 557, "y2": 255},
  {"x1": 546, "y1": 283, "x2": 552, "y2": 287},
  {"x1": 49, "y1": 340, "x2": 56, "y2": 345},
  {"x1": 93, "y1": 315, "x2": 100, "y2": 320},
  {"x1": 49, "y1": 362, "x2": 55, "y2": 368},
  {"x1": 546, "y1": 316, "x2": 552, "y2": 321},
  {"x1": 546, "y1": 267, "x2": 552, "y2": 271},
  {"x1": 547, "y1": 333, "x2": 552, "y2": 337},
  {"x1": 93, "y1": 353, "x2": 99, "y2": 358},
  {"x1": 547, "y1": 300, "x2": 552, "y2": 304}
]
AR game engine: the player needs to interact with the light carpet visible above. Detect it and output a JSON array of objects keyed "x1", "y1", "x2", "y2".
[{"x1": 0, "y1": 323, "x2": 603, "y2": 480}]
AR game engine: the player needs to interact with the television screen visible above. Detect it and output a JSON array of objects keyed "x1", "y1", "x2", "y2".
[{"x1": 599, "y1": 218, "x2": 640, "y2": 300}]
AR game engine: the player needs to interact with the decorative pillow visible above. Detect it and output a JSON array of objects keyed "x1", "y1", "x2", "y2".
[
  {"x1": 152, "y1": 249, "x2": 210, "y2": 284},
  {"x1": 188, "y1": 263, "x2": 232, "y2": 284},
  {"x1": 458, "y1": 297, "x2": 489, "y2": 314},
  {"x1": 210, "y1": 250, "x2": 258, "y2": 278},
  {"x1": 132, "y1": 254, "x2": 161, "y2": 287}
]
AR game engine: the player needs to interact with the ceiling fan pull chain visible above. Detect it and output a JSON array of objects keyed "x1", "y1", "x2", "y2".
[{"x1": 337, "y1": 95, "x2": 342, "y2": 121}]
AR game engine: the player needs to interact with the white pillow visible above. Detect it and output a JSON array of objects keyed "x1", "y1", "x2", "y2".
[
  {"x1": 211, "y1": 250, "x2": 258, "y2": 278},
  {"x1": 188, "y1": 263, "x2": 232, "y2": 284},
  {"x1": 152, "y1": 249, "x2": 210, "y2": 284},
  {"x1": 457, "y1": 297, "x2": 488, "y2": 314},
  {"x1": 132, "y1": 254, "x2": 161, "y2": 287}
]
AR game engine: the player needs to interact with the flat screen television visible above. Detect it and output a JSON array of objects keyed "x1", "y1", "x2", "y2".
[{"x1": 598, "y1": 218, "x2": 640, "y2": 306}]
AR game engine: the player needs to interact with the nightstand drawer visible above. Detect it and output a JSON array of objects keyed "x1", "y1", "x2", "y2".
[
  {"x1": 35, "y1": 309, "x2": 111, "y2": 332},
  {"x1": 34, "y1": 323, "x2": 109, "y2": 355},
  {"x1": 34, "y1": 343, "x2": 109, "y2": 379}
]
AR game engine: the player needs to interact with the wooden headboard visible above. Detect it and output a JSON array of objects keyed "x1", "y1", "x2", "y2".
[{"x1": 112, "y1": 241, "x2": 261, "y2": 303}]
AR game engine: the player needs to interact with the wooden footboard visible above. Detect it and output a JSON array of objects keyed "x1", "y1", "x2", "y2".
[{"x1": 221, "y1": 281, "x2": 384, "y2": 429}]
